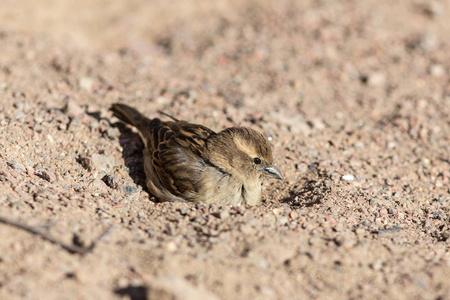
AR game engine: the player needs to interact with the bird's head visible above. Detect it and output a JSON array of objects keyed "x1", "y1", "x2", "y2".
[{"x1": 206, "y1": 127, "x2": 283, "y2": 181}]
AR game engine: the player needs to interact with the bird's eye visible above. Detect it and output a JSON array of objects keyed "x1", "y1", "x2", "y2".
[{"x1": 253, "y1": 157, "x2": 262, "y2": 165}]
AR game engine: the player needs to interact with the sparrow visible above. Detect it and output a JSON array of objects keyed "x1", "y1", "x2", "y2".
[{"x1": 110, "y1": 103, "x2": 283, "y2": 205}]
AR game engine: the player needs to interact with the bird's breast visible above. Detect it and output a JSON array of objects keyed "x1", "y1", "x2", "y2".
[
  {"x1": 199, "y1": 166, "x2": 262, "y2": 205},
  {"x1": 240, "y1": 180, "x2": 263, "y2": 205}
]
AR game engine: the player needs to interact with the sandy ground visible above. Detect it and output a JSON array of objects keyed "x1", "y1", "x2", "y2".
[{"x1": 0, "y1": 0, "x2": 449, "y2": 299}]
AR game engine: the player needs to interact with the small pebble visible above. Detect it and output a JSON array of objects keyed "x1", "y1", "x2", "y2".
[
  {"x1": 166, "y1": 241, "x2": 178, "y2": 252},
  {"x1": 7, "y1": 161, "x2": 25, "y2": 173},
  {"x1": 122, "y1": 186, "x2": 138, "y2": 195},
  {"x1": 41, "y1": 170, "x2": 56, "y2": 182},
  {"x1": 105, "y1": 127, "x2": 120, "y2": 140},
  {"x1": 277, "y1": 216, "x2": 289, "y2": 226},
  {"x1": 14, "y1": 102, "x2": 25, "y2": 111},
  {"x1": 387, "y1": 142, "x2": 396, "y2": 149},
  {"x1": 46, "y1": 134, "x2": 55, "y2": 144},
  {"x1": 272, "y1": 208, "x2": 282, "y2": 215},
  {"x1": 430, "y1": 64, "x2": 445, "y2": 77},
  {"x1": 219, "y1": 210, "x2": 230, "y2": 220},
  {"x1": 78, "y1": 155, "x2": 95, "y2": 171},
  {"x1": 79, "y1": 77, "x2": 95, "y2": 92},
  {"x1": 353, "y1": 142, "x2": 365, "y2": 149},
  {"x1": 102, "y1": 174, "x2": 119, "y2": 189},
  {"x1": 91, "y1": 154, "x2": 116, "y2": 174},
  {"x1": 289, "y1": 211, "x2": 298, "y2": 219},
  {"x1": 64, "y1": 99, "x2": 84, "y2": 119},
  {"x1": 368, "y1": 73, "x2": 385, "y2": 86},
  {"x1": 341, "y1": 174, "x2": 355, "y2": 182}
]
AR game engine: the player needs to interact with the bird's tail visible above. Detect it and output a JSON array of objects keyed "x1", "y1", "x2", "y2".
[{"x1": 110, "y1": 103, "x2": 150, "y2": 132}]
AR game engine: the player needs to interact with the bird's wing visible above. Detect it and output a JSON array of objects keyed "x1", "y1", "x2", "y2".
[{"x1": 144, "y1": 120, "x2": 216, "y2": 200}]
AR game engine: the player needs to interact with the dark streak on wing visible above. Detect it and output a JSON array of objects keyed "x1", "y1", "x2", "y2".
[{"x1": 203, "y1": 158, "x2": 231, "y2": 177}]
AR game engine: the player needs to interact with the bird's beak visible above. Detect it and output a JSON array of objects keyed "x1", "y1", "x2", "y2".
[{"x1": 263, "y1": 165, "x2": 284, "y2": 180}]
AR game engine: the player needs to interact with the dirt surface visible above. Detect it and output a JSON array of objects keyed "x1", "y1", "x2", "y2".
[{"x1": 1, "y1": 0, "x2": 449, "y2": 299}]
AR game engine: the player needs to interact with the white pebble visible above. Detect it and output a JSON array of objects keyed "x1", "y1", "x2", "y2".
[
  {"x1": 341, "y1": 174, "x2": 355, "y2": 182},
  {"x1": 46, "y1": 134, "x2": 55, "y2": 144},
  {"x1": 79, "y1": 77, "x2": 95, "y2": 92},
  {"x1": 368, "y1": 73, "x2": 385, "y2": 86},
  {"x1": 430, "y1": 64, "x2": 446, "y2": 77}
]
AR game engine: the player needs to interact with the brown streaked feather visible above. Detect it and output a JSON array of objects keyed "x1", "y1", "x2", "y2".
[{"x1": 111, "y1": 103, "x2": 215, "y2": 200}]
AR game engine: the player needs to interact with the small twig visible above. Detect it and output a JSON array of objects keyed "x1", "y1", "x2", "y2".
[{"x1": 0, "y1": 215, "x2": 110, "y2": 255}]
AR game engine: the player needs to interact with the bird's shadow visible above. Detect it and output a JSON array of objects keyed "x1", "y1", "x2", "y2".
[
  {"x1": 112, "y1": 122, "x2": 149, "y2": 193},
  {"x1": 114, "y1": 285, "x2": 148, "y2": 300},
  {"x1": 280, "y1": 179, "x2": 331, "y2": 208}
]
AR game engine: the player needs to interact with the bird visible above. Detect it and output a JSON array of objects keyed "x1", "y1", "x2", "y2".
[{"x1": 110, "y1": 103, "x2": 283, "y2": 205}]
